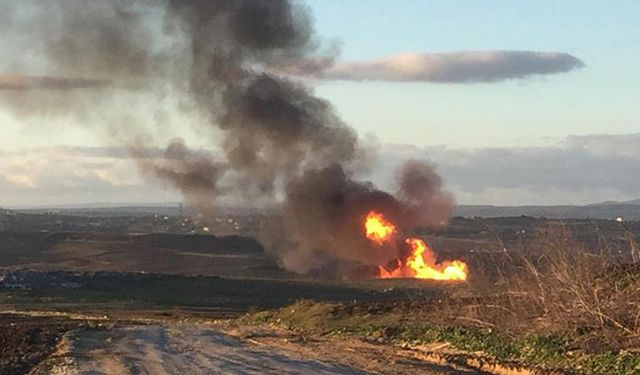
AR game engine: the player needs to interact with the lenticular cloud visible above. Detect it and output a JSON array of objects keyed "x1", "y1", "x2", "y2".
[{"x1": 320, "y1": 50, "x2": 584, "y2": 83}]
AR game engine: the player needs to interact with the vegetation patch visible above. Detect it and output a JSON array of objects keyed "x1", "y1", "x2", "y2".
[{"x1": 243, "y1": 300, "x2": 640, "y2": 375}]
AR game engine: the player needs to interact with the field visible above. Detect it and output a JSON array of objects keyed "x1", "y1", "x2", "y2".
[{"x1": 2, "y1": 209, "x2": 640, "y2": 374}]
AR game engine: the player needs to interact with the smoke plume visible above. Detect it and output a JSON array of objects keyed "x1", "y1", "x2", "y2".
[
  {"x1": 133, "y1": 138, "x2": 225, "y2": 216},
  {"x1": 0, "y1": 0, "x2": 453, "y2": 277}
]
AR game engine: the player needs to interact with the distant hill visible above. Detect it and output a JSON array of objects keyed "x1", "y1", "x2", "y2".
[
  {"x1": 586, "y1": 199, "x2": 640, "y2": 207},
  {"x1": 9, "y1": 203, "x2": 262, "y2": 217},
  {"x1": 6, "y1": 199, "x2": 640, "y2": 221},
  {"x1": 455, "y1": 201, "x2": 640, "y2": 220},
  {"x1": 6, "y1": 202, "x2": 182, "y2": 210}
]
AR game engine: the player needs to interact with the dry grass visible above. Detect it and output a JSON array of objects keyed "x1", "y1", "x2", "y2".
[
  {"x1": 460, "y1": 223, "x2": 640, "y2": 351},
  {"x1": 242, "y1": 224, "x2": 640, "y2": 373}
]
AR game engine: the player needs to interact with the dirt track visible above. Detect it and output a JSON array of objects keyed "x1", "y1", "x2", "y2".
[
  {"x1": 38, "y1": 323, "x2": 485, "y2": 375},
  {"x1": 45, "y1": 324, "x2": 371, "y2": 375}
]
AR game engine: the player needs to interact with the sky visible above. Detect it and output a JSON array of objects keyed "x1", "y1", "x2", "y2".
[
  {"x1": 308, "y1": 0, "x2": 640, "y2": 147},
  {"x1": 1, "y1": 0, "x2": 639, "y2": 207}
]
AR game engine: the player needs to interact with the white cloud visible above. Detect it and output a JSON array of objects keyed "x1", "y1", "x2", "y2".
[
  {"x1": 1, "y1": 133, "x2": 638, "y2": 207},
  {"x1": 563, "y1": 133, "x2": 640, "y2": 157},
  {"x1": 0, "y1": 146, "x2": 178, "y2": 207},
  {"x1": 319, "y1": 50, "x2": 584, "y2": 83},
  {"x1": 5, "y1": 174, "x2": 35, "y2": 188},
  {"x1": 370, "y1": 133, "x2": 640, "y2": 205}
]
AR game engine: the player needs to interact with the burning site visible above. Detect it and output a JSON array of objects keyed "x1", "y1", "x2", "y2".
[
  {"x1": 364, "y1": 210, "x2": 468, "y2": 281},
  {"x1": 2, "y1": 1, "x2": 640, "y2": 374},
  {"x1": 0, "y1": 0, "x2": 463, "y2": 282}
]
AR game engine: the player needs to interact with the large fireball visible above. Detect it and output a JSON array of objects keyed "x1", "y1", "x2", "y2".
[
  {"x1": 365, "y1": 211, "x2": 396, "y2": 245},
  {"x1": 364, "y1": 210, "x2": 468, "y2": 281}
]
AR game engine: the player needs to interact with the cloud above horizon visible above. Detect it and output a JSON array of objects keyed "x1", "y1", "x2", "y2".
[
  {"x1": 372, "y1": 133, "x2": 640, "y2": 205},
  {"x1": 0, "y1": 146, "x2": 179, "y2": 207},
  {"x1": 0, "y1": 50, "x2": 583, "y2": 93},
  {"x1": 1, "y1": 133, "x2": 638, "y2": 207},
  {"x1": 315, "y1": 50, "x2": 584, "y2": 83}
]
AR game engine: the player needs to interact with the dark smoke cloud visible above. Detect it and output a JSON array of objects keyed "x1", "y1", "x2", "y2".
[
  {"x1": 396, "y1": 160, "x2": 454, "y2": 226},
  {"x1": 261, "y1": 161, "x2": 453, "y2": 275},
  {"x1": 0, "y1": 0, "x2": 454, "y2": 276},
  {"x1": 133, "y1": 139, "x2": 225, "y2": 216},
  {"x1": 261, "y1": 164, "x2": 399, "y2": 273},
  {"x1": 0, "y1": 0, "x2": 164, "y2": 119},
  {"x1": 318, "y1": 51, "x2": 584, "y2": 83},
  {"x1": 163, "y1": 0, "x2": 353, "y2": 198},
  {"x1": 219, "y1": 74, "x2": 358, "y2": 195},
  {"x1": 43, "y1": 0, "x2": 156, "y2": 80},
  {"x1": 0, "y1": 75, "x2": 110, "y2": 91}
]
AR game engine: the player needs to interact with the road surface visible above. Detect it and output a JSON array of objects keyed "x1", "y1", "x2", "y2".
[
  {"x1": 41, "y1": 323, "x2": 488, "y2": 375},
  {"x1": 47, "y1": 324, "x2": 371, "y2": 375}
]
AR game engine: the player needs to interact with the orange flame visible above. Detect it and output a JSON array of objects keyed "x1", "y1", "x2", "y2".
[
  {"x1": 403, "y1": 238, "x2": 467, "y2": 280},
  {"x1": 364, "y1": 210, "x2": 468, "y2": 281},
  {"x1": 364, "y1": 211, "x2": 396, "y2": 245}
]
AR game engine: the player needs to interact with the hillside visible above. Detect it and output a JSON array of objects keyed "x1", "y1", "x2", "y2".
[{"x1": 455, "y1": 201, "x2": 640, "y2": 220}]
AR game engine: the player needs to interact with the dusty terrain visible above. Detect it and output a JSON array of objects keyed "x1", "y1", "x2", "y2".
[
  {"x1": 0, "y1": 233, "x2": 288, "y2": 279},
  {"x1": 31, "y1": 321, "x2": 492, "y2": 375},
  {"x1": 40, "y1": 324, "x2": 373, "y2": 375},
  {"x1": 0, "y1": 314, "x2": 97, "y2": 375},
  {"x1": 2, "y1": 210, "x2": 639, "y2": 374}
]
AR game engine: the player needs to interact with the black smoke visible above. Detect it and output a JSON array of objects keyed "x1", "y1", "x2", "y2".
[{"x1": 0, "y1": 0, "x2": 453, "y2": 276}]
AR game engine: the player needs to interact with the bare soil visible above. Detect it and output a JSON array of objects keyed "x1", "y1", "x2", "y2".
[
  {"x1": 0, "y1": 315, "x2": 96, "y2": 375},
  {"x1": 32, "y1": 321, "x2": 504, "y2": 375}
]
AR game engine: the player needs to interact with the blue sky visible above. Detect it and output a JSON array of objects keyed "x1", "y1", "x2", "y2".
[
  {"x1": 3, "y1": 0, "x2": 640, "y2": 149},
  {"x1": 1, "y1": 1, "x2": 639, "y2": 206},
  {"x1": 306, "y1": 0, "x2": 640, "y2": 147},
  {"x1": 309, "y1": 0, "x2": 638, "y2": 58}
]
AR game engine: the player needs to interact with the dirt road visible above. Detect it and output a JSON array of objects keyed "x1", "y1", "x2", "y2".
[
  {"x1": 37, "y1": 323, "x2": 486, "y2": 375},
  {"x1": 45, "y1": 324, "x2": 372, "y2": 375}
]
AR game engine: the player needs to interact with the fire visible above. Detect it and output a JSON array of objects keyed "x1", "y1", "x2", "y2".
[
  {"x1": 364, "y1": 211, "x2": 396, "y2": 245},
  {"x1": 402, "y1": 238, "x2": 467, "y2": 280},
  {"x1": 364, "y1": 210, "x2": 468, "y2": 281}
]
